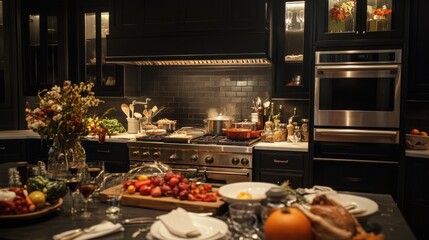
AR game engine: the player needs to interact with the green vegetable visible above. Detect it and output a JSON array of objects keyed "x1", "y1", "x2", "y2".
[
  {"x1": 27, "y1": 176, "x2": 50, "y2": 193},
  {"x1": 27, "y1": 176, "x2": 67, "y2": 203},
  {"x1": 43, "y1": 180, "x2": 67, "y2": 203},
  {"x1": 102, "y1": 118, "x2": 126, "y2": 133}
]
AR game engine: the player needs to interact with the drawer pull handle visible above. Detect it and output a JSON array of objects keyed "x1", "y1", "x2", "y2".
[
  {"x1": 344, "y1": 177, "x2": 362, "y2": 182},
  {"x1": 273, "y1": 159, "x2": 289, "y2": 164},
  {"x1": 0, "y1": 146, "x2": 5, "y2": 150},
  {"x1": 97, "y1": 149, "x2": 110, "y2": 153}
]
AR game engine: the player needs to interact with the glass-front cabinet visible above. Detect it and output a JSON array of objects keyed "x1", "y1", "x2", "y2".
[
  {"x1": 79, "y1": 3, "x2": 124, "y2": 96},
  {"x1": 315, "y1": 0, "x2": 405, "y2": 42},
  {"x1": 22, "y1": 0, "x2": 68, "y2": 95},
  {"x1": 273, "y1": 0, "x2": 310, "y2": 99}
]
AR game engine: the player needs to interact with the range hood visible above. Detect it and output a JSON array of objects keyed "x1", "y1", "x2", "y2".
[
  {"x1": 105, "y1": 0, "x2": 271, "y2": 66},
  {"x1": 105, "y1": 31, "x2": 271, "y2": 66}
]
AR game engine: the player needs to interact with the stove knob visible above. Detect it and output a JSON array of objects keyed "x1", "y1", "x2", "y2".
[
  {"x1": 169, "y1": 154, "x2": 179, "y2": 162},
  {"x1": 153, "y1": 151, "x2": 161, "y2": 160},
  {"x1": 132, "y1": 150, "x2": 140, "y2": 159},
  {"x1": 232, "y1": 157, "x2": 240, "y2": 165},
  {"x1": 205, "y1": 155, "x2": 214, "y2": 164},
  {"x1": 241, "y1": 158, "x2": 249, "y2": 166},
  {"x1": 142, "y1": 151, "x2": 150, "y2": 160},
  {"x1": 190, "y1": 154, "x2": 199, "y2": 162}
]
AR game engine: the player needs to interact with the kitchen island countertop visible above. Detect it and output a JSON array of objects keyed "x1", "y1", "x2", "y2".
[
  {"x1": 0, "y1": 191, "x2": 415, "y2": 240},
  {"x1": 253, "y1": 141, "x2": 308, "y2": 152}
]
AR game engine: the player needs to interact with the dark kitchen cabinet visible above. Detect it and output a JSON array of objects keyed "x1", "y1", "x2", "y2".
[
  {"x1": 313, "y1": 0, "x2": 406, "y2": 45},
  {"x1": 272, "y1": 0, "x2": 311, "y2": 99},
  {"x1": 26, "y1": 138, "x2": 51, "y2": 165},
  {"x1": 0, "y1": 139, "x2": 27, "y2": 162},
  {"x1": 0, "y1": 0, "x2": 19, "y2": 130},
  {"x1": 313, "y1": 160, "x2": 398, "y2": 199},
  {"x1": 253, "y1": 150, "x2": 308, "y2": 188},
  {"x1": 77, "y1": 1, "x2": 124, "y2": 96},
  {"x1": 82, "y1": 140, "x2": 129, "y2": 173},
  {"x1": 21, "y1": 0, "x2": 69, "y2": 96},
  {"x1": 403, "y1": 157, "x2": 429, "y2": 240},
  {"x1": 407, "y1": 0, "x2": 429, "y2": 100},
  {"x1": 107, "y1": 0, "x2": 270, "y2": 61}
]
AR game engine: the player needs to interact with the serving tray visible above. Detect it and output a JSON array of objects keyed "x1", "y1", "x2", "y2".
[{"x1": 99, "y1": 185, "x2": 226, "y2": 215}]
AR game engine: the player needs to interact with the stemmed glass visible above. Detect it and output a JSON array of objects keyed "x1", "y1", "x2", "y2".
[
  {"x1": 298, "y1": 10, "x2": 305, "y2": 30},
  {"x1": 78, "y1": 163, "x2": 97, "y2": 218},
  {"x1": 65, "y1": 160, "x2": 83, "y2": 215},
  {"x1": 285, "y1": 10, "x2": 293, "y2": 30},
  {"x1": 100, "y1": 173, "x2": 128, "y2": 218}
]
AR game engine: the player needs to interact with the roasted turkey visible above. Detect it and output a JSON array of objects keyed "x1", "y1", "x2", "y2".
[{"x1": 296, "y1": 194, "x2": 384, "y2": 240}]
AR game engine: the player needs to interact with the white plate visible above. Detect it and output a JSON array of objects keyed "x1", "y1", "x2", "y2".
[
  {"x1": 304, "y1": 193, "x2": 379, "y2": 218},
  {"x1": 150, "y1": 215, "x2": 228, "y2": 240},
  {"x1": 218, "y1": 182, "x2": 278, "y2": 204}
]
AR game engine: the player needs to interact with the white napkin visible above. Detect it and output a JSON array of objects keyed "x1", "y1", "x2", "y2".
[
  {"x1": 158, "y1": 207, "x2": 201, "y2": 238},
  {"x1": 52, "y1": 221, "x2": 124, "y2": 240}
]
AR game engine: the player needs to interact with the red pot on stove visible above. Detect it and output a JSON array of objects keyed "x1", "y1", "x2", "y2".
[{"x1": 223, "y1": 128, "x2": 252, "y2": 140}]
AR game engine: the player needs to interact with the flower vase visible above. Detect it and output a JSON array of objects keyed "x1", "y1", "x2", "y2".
[
  {"x1": 47, "y1": 137, "x2": 86, "y2": 180},
  {"x1": 328, "y1": 19, "x2": 345, "y2": 33}
]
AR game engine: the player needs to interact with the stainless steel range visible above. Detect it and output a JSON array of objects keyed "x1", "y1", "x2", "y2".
[{"x1": 128, "y1": 137, "x2": 257, "y2": 185}]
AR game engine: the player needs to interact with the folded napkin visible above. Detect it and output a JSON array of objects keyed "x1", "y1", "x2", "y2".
[
  {"x1": 158, "y1": 207, "x2": 201, "y2": 238},
  {"x1": 52, "y1": 221, "x2": 124, "y2": 240}
]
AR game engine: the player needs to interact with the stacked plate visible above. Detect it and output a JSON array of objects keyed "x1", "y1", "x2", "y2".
[{"x1": 149, "y1": 215, "x2": 229, "y2": 240}]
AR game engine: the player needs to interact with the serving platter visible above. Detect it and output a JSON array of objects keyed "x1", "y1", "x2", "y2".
[
  {"x1": 0, "y1": 198, "x2": 62, "y2": 221},
  {"x1": 99, "y1": 185, "x2": 226, "y2": 215}
]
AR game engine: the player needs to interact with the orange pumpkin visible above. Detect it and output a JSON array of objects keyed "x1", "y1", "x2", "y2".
[{"x1": 264, "y1": 207, "x2": 312, "y2": 240}]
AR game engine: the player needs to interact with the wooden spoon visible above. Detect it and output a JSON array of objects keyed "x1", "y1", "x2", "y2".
[
  {"x1": 121, "y1": 104, "x2": 130, "y2": 118},
  {"x1": 129, "y1": 104, "x2": 135, "y2": 118}
]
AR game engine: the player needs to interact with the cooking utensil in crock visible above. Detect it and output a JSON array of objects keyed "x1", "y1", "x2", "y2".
[
  {"x1": 204, "y1": 115, "x2": 234, "y2": 135},
  {"x1": 223, "y1": 128, "x2": 252, "y2": 140},
  {"x1": 129, "y1": 104, "x2": 135, "y2": 118},
  {"x1": 121, "y1": 104, "x2": 130, "y2": 118}
]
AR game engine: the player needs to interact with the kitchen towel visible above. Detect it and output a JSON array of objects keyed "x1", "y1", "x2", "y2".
[
  {"x1": 52, "y1": 221, "x2": 124, "y2": 240},
  {"x1": 158, "y1": 207, "x2": 201, "y2": 238}
]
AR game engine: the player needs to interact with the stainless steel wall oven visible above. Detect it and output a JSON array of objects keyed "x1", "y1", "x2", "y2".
[
  {"x1": 312, "y1": 49, "x2": 402, "y2": 198},
  {"x1": 314, "y1": 49, "x2": 402, "y2": 128}
]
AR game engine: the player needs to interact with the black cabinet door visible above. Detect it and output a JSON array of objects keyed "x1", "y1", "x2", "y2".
[
  {"x1": 272, "y1": 0, "x2": 311, "y2": 99},
  {"x1": 21, "y1": 0, "x2": 69, "y2": 96},
  {"x1": 82, "y1": 140, "x2": 129, "y2": 173},
  {"x1": 0, "y1": 139, "x2": 27, "y2": 162},
  {"x1": 77, "y1": 1, "x2": 125, "y2": 97},
  {"x1": 407, "y1": 0, "x2": 429, "y2": 100},
  {"x1": 313, "y1": 0, "x2": 406, "y2": 45},
  {"x1": 403, "y1": 157, "x2": 429, "y2": 240},
  {"x1": 313, "y1": 160, "x2": 398, "y2": 199},
  {"x1": 107, "y1": 0, "x2": 269, "y2": 59},
  {"x1": 253, "y1": 150, "x2": 308, "y2": 188}
]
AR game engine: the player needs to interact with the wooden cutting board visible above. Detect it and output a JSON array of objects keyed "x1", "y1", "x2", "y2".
[{"x1": 99, "y1": 185, "x2": 226, "y2": 215}]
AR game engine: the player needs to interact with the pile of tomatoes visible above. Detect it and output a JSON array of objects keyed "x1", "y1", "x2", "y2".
[{"x1": 123, "y1": 172, "x2": 218, "y2": 202}]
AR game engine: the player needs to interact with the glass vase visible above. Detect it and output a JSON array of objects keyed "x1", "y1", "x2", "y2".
[{"x1": 47, "y1": 136, "x2": 86, "y2": 180}]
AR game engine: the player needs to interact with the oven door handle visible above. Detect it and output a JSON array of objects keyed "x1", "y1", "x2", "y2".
[
  {"x1": 203, "y1": 170, "x2": 250, "y2": 177},
  {"x1": 314, "y1": 129, "x2": 399, "y2": 144}
]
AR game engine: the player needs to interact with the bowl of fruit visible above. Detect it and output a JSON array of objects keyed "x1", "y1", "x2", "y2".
[
  {"x1": 218, "y1": 182, "x2": 278, "y2": 204},
  {"x1": 406, "y1": 128, "x2": 429, "y2": 150}
]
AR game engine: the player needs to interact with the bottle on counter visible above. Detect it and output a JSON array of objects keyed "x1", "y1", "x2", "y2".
[
  {"x1": 288, "y1": 107, "x2": 301, "y2": 126},
  {"x1": 301, "y1": 119, "x2": 309, "y2": 142},
  {"x1": 269, "y1": 102, "x2": 276, "y2": 124},
  {"x1": 260, "y1": 187, "x2": 288, "y2": 224},
  {"x1": 261, "y1": 120, "x2": 274, "y2": 143},
  {"x1": 257, "y1": 107, "x2": 264, "y2": 130},
  {"x1": 286, "y1": 122, "x2": 294, "y2": 142},
  {"x1": 275, "y1": 104, "x2": 284, "y2": 124}
]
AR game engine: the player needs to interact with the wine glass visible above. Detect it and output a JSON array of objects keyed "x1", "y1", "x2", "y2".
[
  {"x1": 65, "y1": 160, "x2": 83, "y2": 215},
  {"x1": 291, "y1": 129, "x2": 302, "y2": 144},
  {"x1": 285, "y1": 10, "x2": 293, "y2": 30},
  {"x1": 78, "y1": 164, "x2": 97, "y2": 218},
  {"x1": 298, "y1": 10, "x2": 305, "y2": 30},
  {"x1": 100, "y1": 173, "x2": 128, "y2": 218}
]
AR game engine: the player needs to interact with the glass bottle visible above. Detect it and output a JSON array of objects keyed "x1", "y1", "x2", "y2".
[
  {"x1": 9, "y1": 168, "x2": 22, "y2": 187},
  {"x1": 261, "y1": 120, "x2": 274, "y2": 143},
  {"x1": 288, "y1": 107, "x2": 301, "y2": 126},
  {"x1": 269, "y1": 102, "x2": 276, "y2": 124},
  {"x1": 260, "y1": 187, "x2": 288, "y2": 224},
  {"x1": 301, "y1": 118, "x2": 309, "y2": 142}
]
